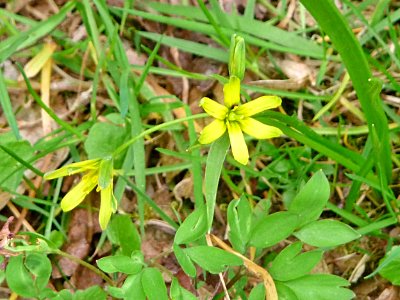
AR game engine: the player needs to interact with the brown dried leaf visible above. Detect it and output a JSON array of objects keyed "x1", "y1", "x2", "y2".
[{"x1": 52, "y1": 208, "x2": 98, "y2": 278}]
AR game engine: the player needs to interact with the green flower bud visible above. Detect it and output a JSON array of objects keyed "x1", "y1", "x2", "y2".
[{"x1": 228, "y1": 34, "x2": 246, "y2": 80}]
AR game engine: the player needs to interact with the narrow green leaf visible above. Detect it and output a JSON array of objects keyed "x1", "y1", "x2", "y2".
[
  {"x1": 300, "y1": 0, "x2": 392, "y2": 182},
  {"x1": 170, "y1": 277, "x2": 197, "y2": 300},
  {"x1": 205, "y1": 134, "x2": 230, "y2": 229},
  {"x1": 0, "y1": 71, "x2": 20, "y2": 139},
  {"x1": 0, "y1": 1, "x2": 75, "y2": 62},
  {"x1": 173, "y1": 244, "x2": 197, "y2": 278}
]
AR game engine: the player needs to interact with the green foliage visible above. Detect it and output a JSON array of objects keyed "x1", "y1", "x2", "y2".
[
  {"x1": 184, "y1": 246, "x2": 243, "y2": 274},
  {"x1": 294, "y1": 220, "x2": 361, "y2": 248},
  {"x1": 0, "y1": 133, "x2": 34, "y2": 189},
  {"x1": 277, "y1": 274, "x2": 355, "y2": 300},
  {"x1": 287, "y1": 170, "x2": 330, "y2": 228},
  {"x1": 170, "y1": 277, "x2": 197, "y2": 300},
  {"x1": 174, "y1": 204, "x2": 208, "y2": 245},
  {"x1": 84, "y1": 122, "x2": 127, "y2": 159},
  {"x1": 2, "y1": 0, "x2": 396, "y2": 298},
  {"x1": 376, "y1": 246, "x2": 400, "y2": 285},
  {"x1": 97, "y1": 252, "x2": 144, "y2": 275},
  {"x1": 5, "y1": 253, "x2": 51, "y2": 299},
  {"x1": 107, "y1": 214, "x2": 141, "y2": 256},
  {"x1": 269, "y1": 242, "x2": 323, "y2": 281}
]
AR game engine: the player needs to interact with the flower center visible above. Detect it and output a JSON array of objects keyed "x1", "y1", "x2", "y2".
[{"x1": 227, "y1": 106, "x2": 244, "y2": 122}]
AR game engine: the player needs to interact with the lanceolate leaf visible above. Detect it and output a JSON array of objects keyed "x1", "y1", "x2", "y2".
[
  {"x1": 288, "y1": 170, "x2": 330, "y2": 228},
  {"x1": 281, "y1": 274, "x2": 354, "y2": 300},
  {"x1": 174, "y1": 204, "x2": 208, "y2": 245},
  {"x1": 294, "y1": 220, "x2": 361, "y2": 248},
  {"x1": 184, "y1": 246, "x2": 243, "y2": 274},
  {"x1": 250, "y1": 211, "x2": 299, "y2": 249}
]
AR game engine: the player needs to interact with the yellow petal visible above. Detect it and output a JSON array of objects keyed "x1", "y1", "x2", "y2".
[
  {"x1": 198, "y1": 119, "x2": 227, "y2": 144},
  {"x1": 227, "y1": 121, "x2": 249, "y2": 165},
  {"x1": 23, "y1": 42, "x2": 57, "y2": 78},
  {"x1": 239, "y1": 118, "x2": 282, "y2": 139},
  {"x1": 200, "y1": 97, "x2": 228, "y2": 120},
  {"x1": 60, "y1": 171, "x2": 98, "y2": 212},
  {"x1": 235, "y1": 95, "x2": 281, "y2": 117},
  {"x1": 99, "y1": 183, "x2": 113, "y2": 230},
  {"x1": 223, "y1": 76, "x2": 241, "y2": 108},
  {"x1": 44, "y1": 159, "x2": 101, "y2": 180}
]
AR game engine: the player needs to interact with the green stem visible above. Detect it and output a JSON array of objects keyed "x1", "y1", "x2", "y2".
[
  {"x1": 54, "y1": 249, "x2": 114, "y2": 286},
  {"x1": 112, "y1": 113, "x2": 208, "y2": 157}
]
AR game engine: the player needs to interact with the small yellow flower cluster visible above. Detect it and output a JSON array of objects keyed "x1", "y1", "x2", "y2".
[{"x1": 44, "y1": 157, "x2": 116, "y2": 230}]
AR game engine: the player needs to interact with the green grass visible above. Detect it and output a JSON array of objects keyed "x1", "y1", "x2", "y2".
[{"x1": 0, "y1": 0, "x2": 399, "y2": 299}]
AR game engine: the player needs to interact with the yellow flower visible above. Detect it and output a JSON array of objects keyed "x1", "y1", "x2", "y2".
[
  {"x1": 44, "y1": 157, "x2": 116, "y2": 230},
  {"x1": 198, "y1": 76, "x2": 282, "y2": 165}
]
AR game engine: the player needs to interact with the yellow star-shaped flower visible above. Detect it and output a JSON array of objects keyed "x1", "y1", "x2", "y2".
[
  {"x1": 198, "y1": 76, "x2": 282, "y2": 165},
  {"x1": 44, "y1": 157, "x2": 116, "y2": 230}
]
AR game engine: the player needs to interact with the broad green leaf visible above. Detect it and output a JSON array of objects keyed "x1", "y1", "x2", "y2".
[
  {"x1": 122, "y1": 273, "x2": 146, "y2": 300},
  {"x1": 170, "y1": 277, "x2": 197, "y2": 300},
  {"x1": 251, "y1": 198, "x2": 271, "y2": 227},
  {"x1": 84, "y1": 122, "x2": 126, "y2": 159},
  {"x1": 248, "y1": 283, "x2": 266, "y2": 300},
  {"x1": 107, "y1": 215, "x2": 141, "y2": 256},
  {"x1": 108, "y1": 286, "x2": 125, "y2": 299},
  {"x1": 275, "y1": 282, "x2": 298, "y2": 300},
  {"x1": 48, "y1": 289, "x2": 74, "y2": 300},
  {"x1": 0, "y1": 134, "x2": 34, "y2": 189},
  {"x1": 141, "y1": 268, "x2": 168, "y2": 300},
  {"x1": 6, "y1": 255, "x2": 36, "y2": 297},
  {"x1": 173, "y1": 244, "x2": 197, "y2": 278},
  {"x1": 377, "y1": 246, "x2": 400, "y2": 285},
  {"x1": 174, "y1": 204, "x2": 208, "y2": 244},
  {"x1": 96, "y1": 255, "x2": 143, "y2": 275},
  {"x1": 288, "y1": 170, "x2": 330, "y2": 228},
  {"x1": 250, "y1": 211, "x2": 299, "y2": 249},
  {"x1": 269, "y1": 242, "x2": 323, "y2": 281},
  {"x1": 294, "y1": 220, "x2": 361, "y2": 248},
  {"x1": 24, "y1": 252, "x2": 52, "y2": 292},
  {"x1": 282, "y1": 274, "x2": 354, "y2": 300},
  {"x1": 6, "y1": 253, "x2": 50, "y2": 298},
  {"x1": 74, "y1": 286, "x2": 107, "y2": 300},
  {"x1": 184, "y1": 246, "x2": 243, "y2": 274},
  {"x1": 227, "y1": 195, "x2": 252, "y2": 253}
]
